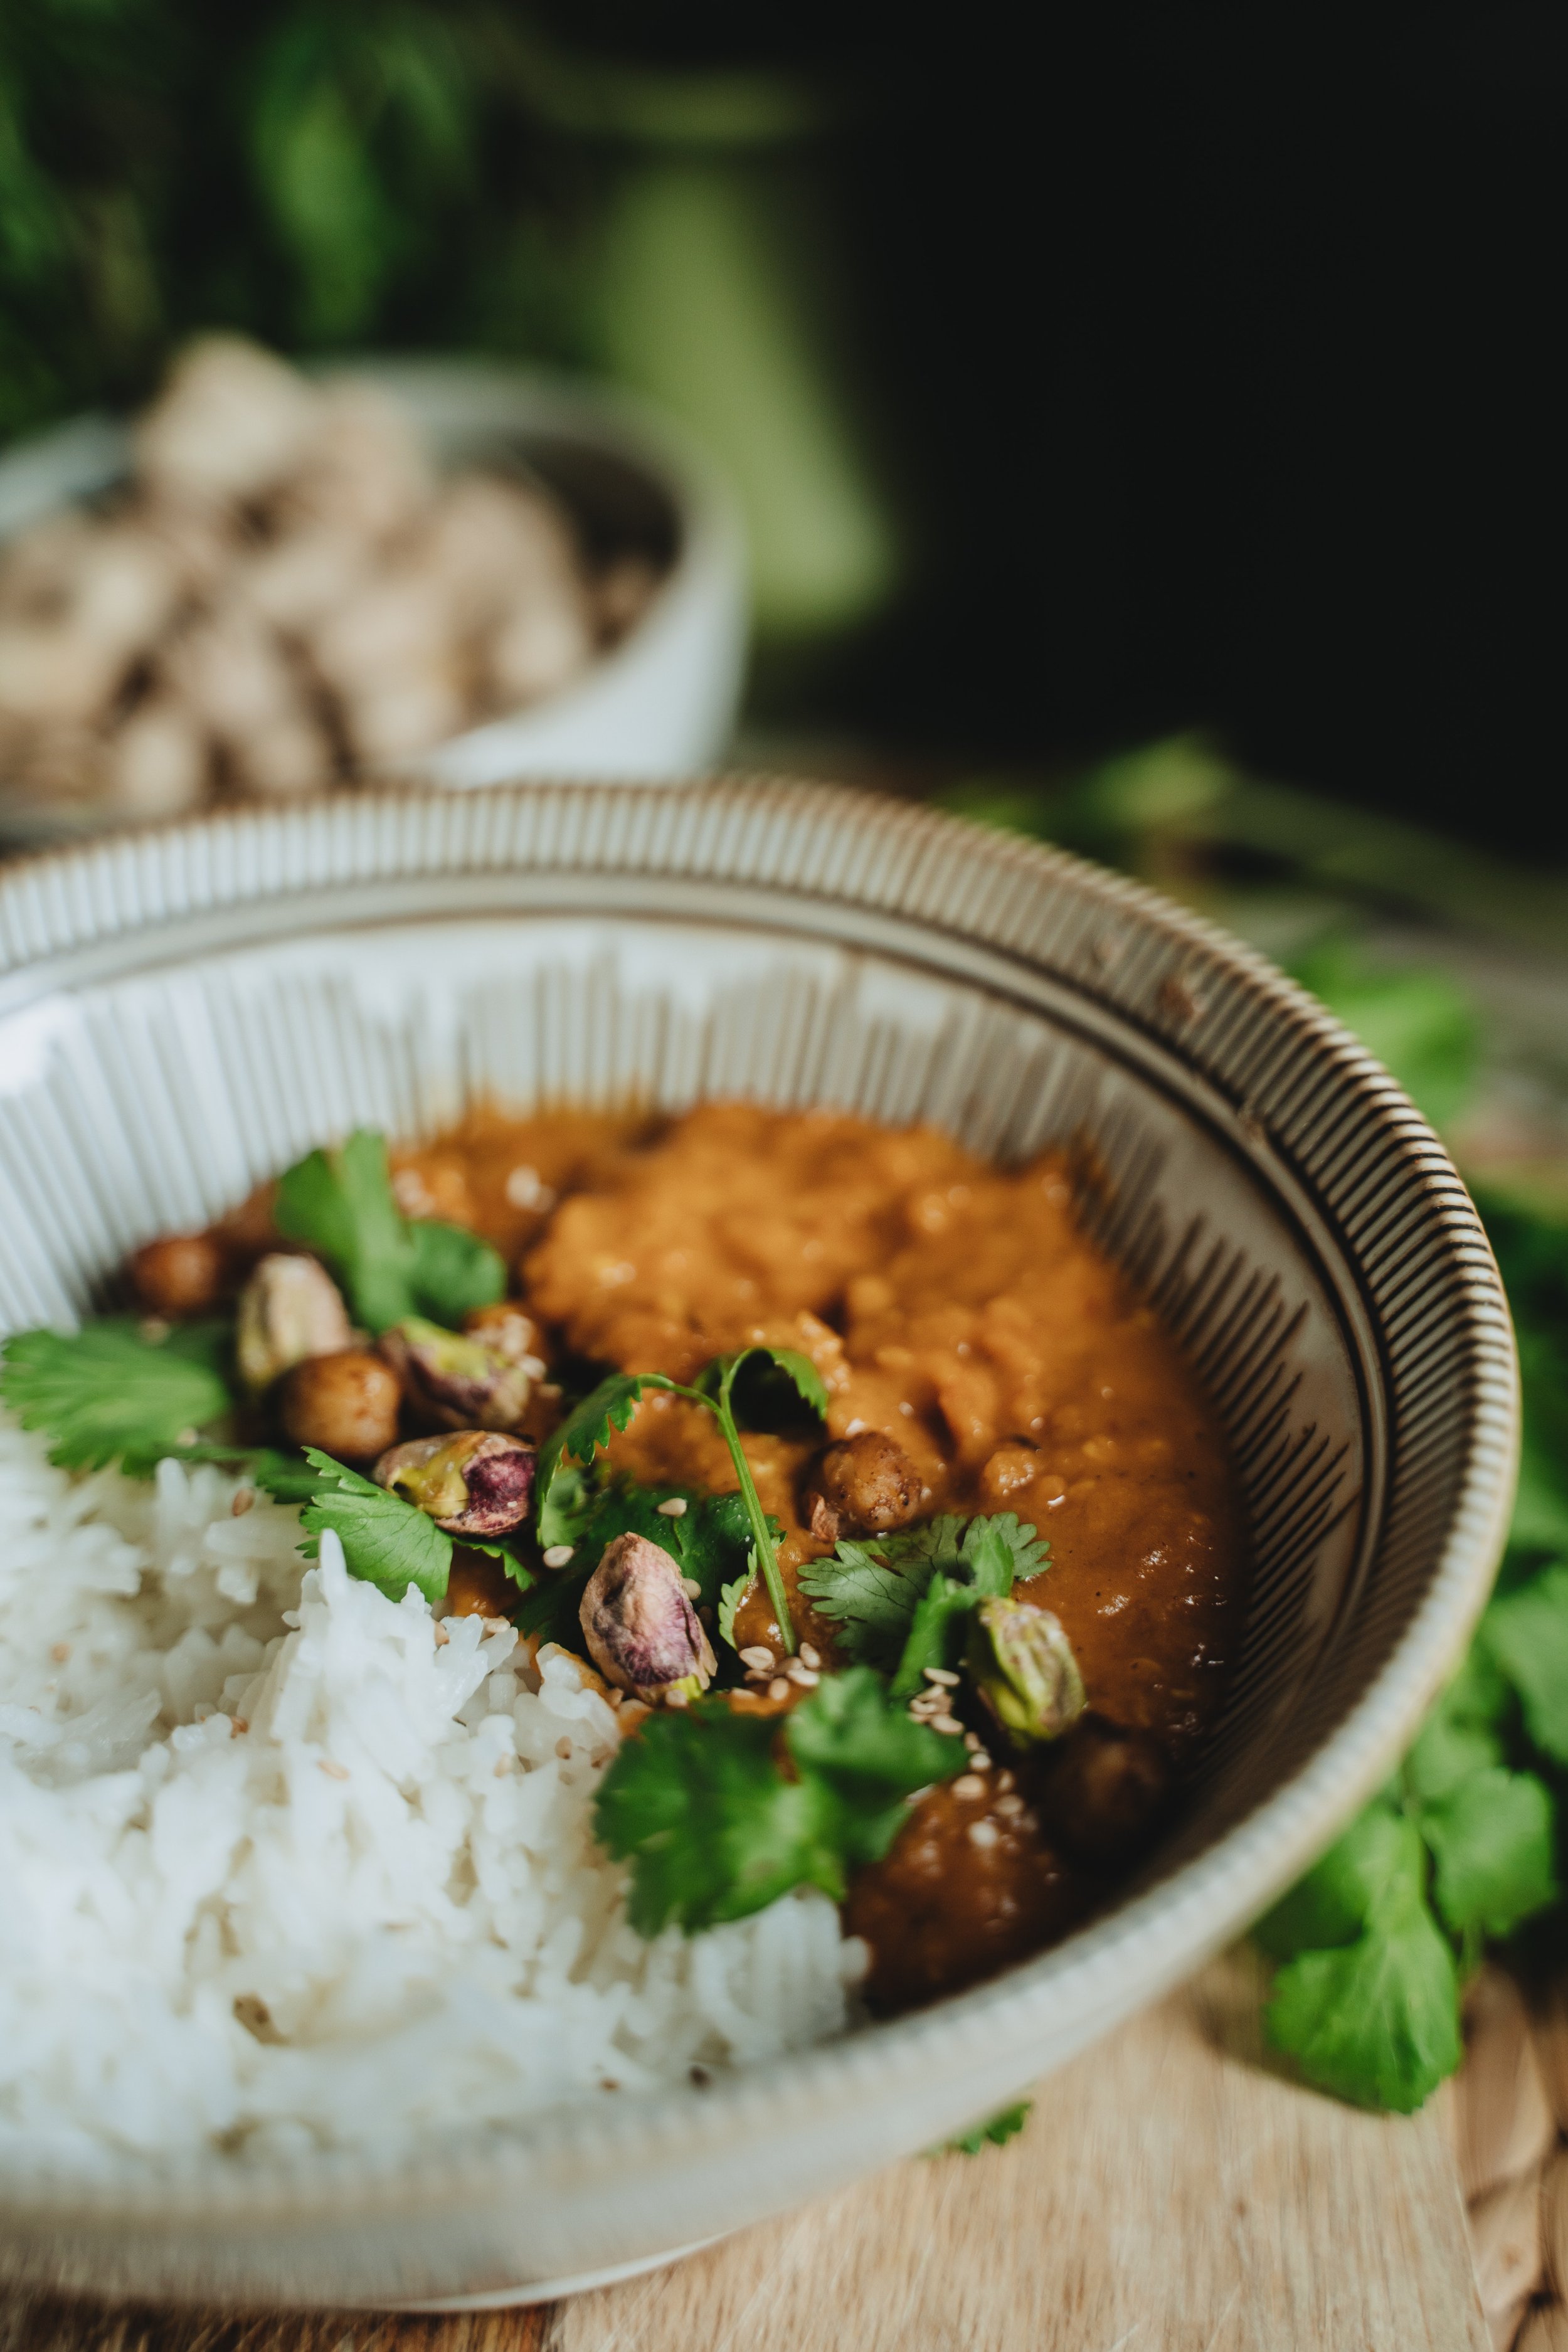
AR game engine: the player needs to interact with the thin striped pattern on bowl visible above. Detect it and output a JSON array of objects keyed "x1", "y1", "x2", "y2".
[{"x1": 0, "y1": 779, "x2": 1516, "y2": 2307}]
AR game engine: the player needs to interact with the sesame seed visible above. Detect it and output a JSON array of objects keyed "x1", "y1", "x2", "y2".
[
  {"x1": 542, "y1": 1544, "x2": 575, "y2": 1569},
  {"x1": 494, "y1": 1755, "x2": 513, "y2": 1777},
  {"x1": 555, "y1": 1735, "x2": 573, "y2": 1759},
  {"x1": 787, "y1": 1663, "x2": 820, "y2": 1687},
  {"x1": 681, "y1": 1576, "x2": 702, "y2": 1599},
  {"x1": 231, "y1": 1488, "x2": 255, "y2": 1517},
  {"x1": 433, "y1": 1623, "x2": 450, "y2": 1646},
  {"x1": 996, "y1": 1769, "x2": 1016, "y2": 1793},
  {"x1": 799, "y1": 1643, "x2": 822, "y2": 1670},
  {"x1": 176, "y1": 1427, "x2": 199, "y2": 1449},
  {"x1": 657, "y1": 1496, "x2": 689, "y2": 1518},
  {"x1": 952, "y1": 1774, "x2": 987, "y2": 1801},
  {"x1": 931, "y1": 1714, "x2": 964, "y2": 1737},
  {"x1": 231, "y1": 1717, "x2": 248, "y2": 1735},
  {"x1": 963, "y1": 1731, "x2": 982, "y2": 1750},
  {"x1": 996, "y1": 1793, "x2": 1025, "y2": 1818},
  {"x1": 968, "y1": 1750, "x2": 993, "y2": 1772},
  {"x1": 607, "y1": 1688, "x2": 623, "y2": 1707},
  {"x1": 739, "y1": 1646, "x2": 775, "y2": 1671},
  {"x1": 968, "y1": 1818, "x2": 1000, "y2": 1849},
  {"x1": 923, "y1": 1666, "x2": 960, "y2": 1687},
  {"x1": 665, "y1": 1685, "x2": 691, "y2": 1708},
  {"x1": 317, "y1": 1759, "x2": 349, "y2": 1781},
  {"x1": 50, "y1": 1641, "x2": 70, "y2": 1664},
  {"x1": 767, "y1": 1677, "x2": 790, "y2": 1702}
]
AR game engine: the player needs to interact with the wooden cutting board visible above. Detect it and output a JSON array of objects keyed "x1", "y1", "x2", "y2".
[{"x1": 0, "y1": 1951, "x2": 1486, "y2": 2352}]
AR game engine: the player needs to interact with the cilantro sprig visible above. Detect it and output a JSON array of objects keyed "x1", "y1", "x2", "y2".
[
  {"x1": 275, "y1": 1128, "x2": 505, "y2": 1333},
  {"x1": 297, "y1": 1447, "x2": 455, "y2": 1604},
  {"x1": 1253, "y1": 951, "x2": 1568, "y2": 2114},
  {"x1": 594, "y1": 1665, "x2": 967, "y2": 1934},
  {"x1": 534, "y1": 1347, "x2": 828, "y2": 1655},
  {"x1": 0, "y1": 1318, "x2": 235, "y2": 1475},
  {"x1": 800, "y1": 1512, "x2": 1047, "y2": 1692}
]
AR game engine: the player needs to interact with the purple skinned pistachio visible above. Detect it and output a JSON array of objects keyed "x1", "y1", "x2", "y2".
[
  {"x1": 373, "y1": 1429, "x2": 535, "y2": 1537},
  {"x1": 379, "y1": 1315, "x2": 535, "y2": 1433},
  {"x1": 580, "y1": 1532, "x2": 717, "y2": 1703}
]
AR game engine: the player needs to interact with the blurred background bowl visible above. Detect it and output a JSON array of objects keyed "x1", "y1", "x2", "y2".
[{"x1": 0, "y1": 356, "x2": 746, "y2": 849}]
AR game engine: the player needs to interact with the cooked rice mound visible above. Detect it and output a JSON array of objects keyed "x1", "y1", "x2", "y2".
[{"x1": 0, "y1": 1417, "x2": 861, "y2": 2174}]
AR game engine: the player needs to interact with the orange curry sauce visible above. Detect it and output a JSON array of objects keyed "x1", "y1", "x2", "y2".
[{"x1": 393, "y1": 1102, "x2": 1246, "y2": 2007}]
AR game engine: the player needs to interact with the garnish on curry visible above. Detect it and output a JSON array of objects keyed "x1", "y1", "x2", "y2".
[{"x1": 0, "y1": 1103, "x2": 1245, "y2": 2011}]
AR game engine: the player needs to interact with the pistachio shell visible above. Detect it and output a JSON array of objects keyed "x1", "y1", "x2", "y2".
[
  {"x1": 968, "y1": 1594, "x2": 1086, "y2": 1748},
  {"x1": 579, "y1": 1532, "x2": 716, "y2": 1702},
  {"x1": 235, "y1": 1253, "x2": 352, "y2": 1393},
  {"x1": 373, "y1": 1429, "x2": 535, "y2": 1536}
]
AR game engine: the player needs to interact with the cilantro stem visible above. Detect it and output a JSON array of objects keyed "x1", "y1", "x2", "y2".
[{"x1": 662, "y1": 1359, "x2": 797, "y2": 1655}]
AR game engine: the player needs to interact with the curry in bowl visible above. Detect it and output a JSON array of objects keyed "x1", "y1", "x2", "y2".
[{"x1": 0, "y1": 1100, "x2": 1244, "y2": 2164}]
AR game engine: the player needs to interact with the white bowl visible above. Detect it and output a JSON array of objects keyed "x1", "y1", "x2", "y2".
[
  {"x1": 0, "y1": 780, "x2": 1516, "y2": 2307},
  {"x1": 0, "y1": 360, "x2": 746, "y2": 840}
]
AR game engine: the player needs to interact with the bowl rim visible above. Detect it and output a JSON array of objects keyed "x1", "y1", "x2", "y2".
[{"x1": 0, "y1": 776, "x2": 1519, "y2": 2222}]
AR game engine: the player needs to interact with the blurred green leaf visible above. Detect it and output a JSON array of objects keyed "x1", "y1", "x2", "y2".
[{"x1": 1287, "y1": 934, "x2": 1479, "y2": 1133}]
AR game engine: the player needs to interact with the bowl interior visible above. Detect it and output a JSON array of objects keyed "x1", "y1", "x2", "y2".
[{"x1": 0, "y1": 783, "x2": 1515, "y2": 2302}]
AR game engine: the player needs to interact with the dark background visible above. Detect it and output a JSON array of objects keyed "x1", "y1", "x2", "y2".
[{"x1": 1, "y1": 1, "x2": 1560, "y2": 853}]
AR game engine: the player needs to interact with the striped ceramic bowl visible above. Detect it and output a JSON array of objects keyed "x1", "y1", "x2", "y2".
[{"x1": 0, "y1": 779, "x2": 1517, "y2": 2308}]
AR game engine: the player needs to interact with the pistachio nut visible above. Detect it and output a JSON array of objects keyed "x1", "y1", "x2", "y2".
[
  {"x1": 579, "y1": 1531, "x2": 717, "y2": 1703},
  {"x1": 235, "y1": 1251, "x2": 353, "y2": 1394},
  {"x1": 373, "y1": 1429, "x2": 536, "y2": 1537},
  {"x1": 380, "y1": 1314, "x2": 533, "y2": 1432},
  {"x1": 967, "y1": 1594, "x2": 1086, "y2": 1749}
]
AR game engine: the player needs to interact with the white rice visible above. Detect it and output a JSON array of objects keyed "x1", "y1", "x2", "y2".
[{"x1": 0, "y1": 1416, "x2": 864, "y2": 2176}]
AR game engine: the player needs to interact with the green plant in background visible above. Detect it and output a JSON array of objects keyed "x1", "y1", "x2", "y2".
[
  {"x1": 0, "y1": 3, "x2": 901, "y2": 654},
  {"x1": 941, "y1": 743, "x2": 1568, "y2": 2113}
]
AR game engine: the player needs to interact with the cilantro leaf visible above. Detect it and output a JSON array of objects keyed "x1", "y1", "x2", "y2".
[
  {"x1": 717, "y1": 1569, "x2": 750, "y2": 1651},
  {"x1": 214, "y1": 1444, "x2": 320, "y2": 1504},
  {"x1": 784, "y1": 1666, "x2": 967, "y2": 1865},
  {"x1": 273, "y1": 1129, "x2": 504, "y2": 1333},
  {"x1": 276, "y1": 1130, "x2": 412, "y2": 1332},
  {"x1": 0, "y1": 1317, "x2": 233, "y2": 1474},
  {"x1": 406, "y1": 1219, "x2": 506, "y2": 1324},
  {"x1": 889, "y1": 1571, "x2": 978, "y2": 1697},
  {"x1": 800, "y1": 1511, "x2": 1047, "y2": 1671},
  {"x1": 1254, "y1": 1803, "x2": 1421, "y2": 1963},
  {"x1": 695, "y1": 1345, "x2": 830, "y2": 1423},
  {"x1": 940, "y1": 2100, "x2": 1033, "y2": 2156},
  {"x1": 593, "y1": 1667, "x2": 965, "y2": 1935},
  {"x1": 534, "y1": 1372, "x2": 673, "y2": 1550},
  {"x1": 1265, "y1": 1884, "x2": 1462, "y2": 2114},
  {"x1": 1484, "y1": 1564, "x2": 1568, "y2": 1765},
  {"x1": 798, "y1": 1538, "x2": 924, "y2": 1670},
  {"x1": 299, "y1": 1446, "x2": 452, "y2": 1604},
  {"x1": 594, "y1": 1703, "x2": 829, "y2": 1934},
  {"x1": 668, "y1": 1491, "x2": 765, "y2": 1608},
  {"x1": 1419, "y1": 1767, "x2": 1557, "y2": 1942}
]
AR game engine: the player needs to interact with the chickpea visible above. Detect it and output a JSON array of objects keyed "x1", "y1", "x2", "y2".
[
  {"x1": 1039, "y1": 1715, "x2": 1173, "y2": 1865},
  {"x1": 280, "y1": 1349, "x2": 401, "y2": 1462},
  {"x1": 127, "y1": 1231, "x2": 229, "y2": 1318},
  {"x1": 812, "y1": 1430, "x2": 921, "y2": 1537}
]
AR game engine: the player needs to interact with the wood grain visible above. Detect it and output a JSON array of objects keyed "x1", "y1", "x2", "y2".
[{"x1": 1, "y1": 1954, "x2": 1488, "y2": 2352}]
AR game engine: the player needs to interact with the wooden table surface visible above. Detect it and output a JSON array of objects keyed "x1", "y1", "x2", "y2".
[{"x1": 1, "y1": 1952, "x2": 1488, "y2": 2352}]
